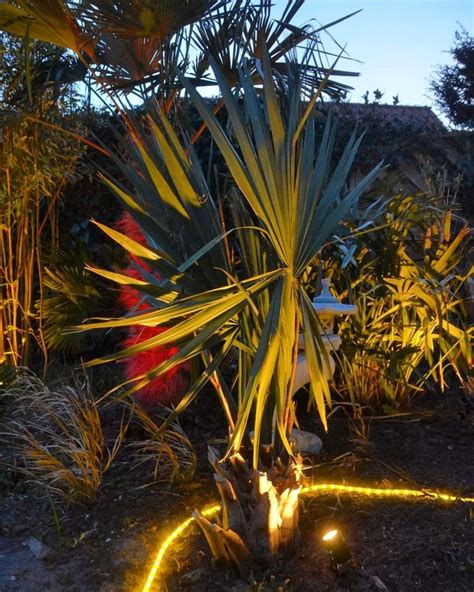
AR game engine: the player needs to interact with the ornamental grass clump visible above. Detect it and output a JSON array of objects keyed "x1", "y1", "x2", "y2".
[
  {"x1": 129, "y1": 403, "x2": 196, "y2": 486},
  {"x1": 1, "y1": 372, "x2": 124, "y2": 503},
  {"x1": 79, "y1": 46, "x2": 381, "y2": 572},
  {"x1": 1, "y1": 372, "x2": 196, "y2": 503}
]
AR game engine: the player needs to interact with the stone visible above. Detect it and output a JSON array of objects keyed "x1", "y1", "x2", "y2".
[
  {"x1": 248, "y1": 428, "x2": 323, "y2": 455},
  {"x1": 26, "y1": 537, "x2": 53, "y2": 561},
  {"x1": 290, "y1": 428, "x2": 323, "y2": 455}
]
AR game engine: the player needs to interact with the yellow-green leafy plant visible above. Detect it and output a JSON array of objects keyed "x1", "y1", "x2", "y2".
[
  {"x1": 79, "y1": 49, "x2": 381, "y2": 571},
  {"x1": 328, "y1": 195, "x2": 472, "y2": 410},
  {"x1": 0, "y1": 36, "x2": 86, "y2": 370}
]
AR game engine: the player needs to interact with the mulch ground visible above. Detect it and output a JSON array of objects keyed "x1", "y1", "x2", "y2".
[{"x1": 0, "y1": 388, "x2": 473, "y2": 592}]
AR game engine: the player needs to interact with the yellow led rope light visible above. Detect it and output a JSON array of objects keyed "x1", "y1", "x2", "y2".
[
  {"x1": 141, "y1": 484, "x2": 474, "y2": 592},
  {"x1": 141, "y1": 504, "x2": 220, "y2": 592},
  {"x1": 301, "y1": 483, "x2": 474, "y2": 502}
]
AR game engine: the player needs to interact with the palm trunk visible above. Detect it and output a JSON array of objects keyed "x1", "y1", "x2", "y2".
[{"x1": 194, "y1": 447, "x2": 302, "y2": 577}]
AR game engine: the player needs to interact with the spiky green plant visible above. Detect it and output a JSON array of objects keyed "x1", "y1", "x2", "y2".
[
  {"x1": 79, "y1": 49, "x2": 380, "y2": 568},
  {"x1": 39, "y1": 247, "x2": 112, "y2": 354}
]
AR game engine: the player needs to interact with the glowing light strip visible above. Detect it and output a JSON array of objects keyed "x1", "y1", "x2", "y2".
[
  {"x1": 301, "y1": 483, "x2": 474, "y2": 503},
  {"x1": 141, "y1": 484, "x2": 474, "y2": 592},
  {"x1": 141, "y1": 504, "x2": 220, "y2": 592}
]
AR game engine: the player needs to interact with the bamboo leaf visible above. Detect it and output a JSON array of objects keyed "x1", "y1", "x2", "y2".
[{"x1": 432, "y1": 226, "x2": 470, "y2": 274}]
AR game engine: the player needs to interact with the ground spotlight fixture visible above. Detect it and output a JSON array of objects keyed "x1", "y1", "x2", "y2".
[{"x1": 322, "y1": 528, "x2": 354, "y2": 574}]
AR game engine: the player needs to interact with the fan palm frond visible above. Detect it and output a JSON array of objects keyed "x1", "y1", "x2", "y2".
[
  {"x1": 0, "y1": 0, "x2": 95, "y2": 57},
  {"x1": 191, "y1": 0, "x2": 359, "y2": 98},
  {"x1": 76, "y1": 0, "x2": 220, "y2": 40},
  {"x1": 0, "y1": 0, "x2": 360, "y2": 100}
]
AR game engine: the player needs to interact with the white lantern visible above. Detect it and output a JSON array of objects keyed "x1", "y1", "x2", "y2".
[{"x1": 293, "y1": 278, "x2": 357, "y2": 393}]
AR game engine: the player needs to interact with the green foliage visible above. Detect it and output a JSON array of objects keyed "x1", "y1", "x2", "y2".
[
  {"x1": 0, "y1": 114, "x2": 85, "y2": 368},
  {"x1": 0, "y1": 32, "x2": 85, "y2": 109},
  {"x1": 430, "y1": 28, "x2": 474, "y2": 129},
  {"x1": 326, "y1": 195, "x2": 472, "y2": 410},
  {"x1": 80, "y1": 52, "x2": 381, "y2": 468},
  {"x1": 39, "y1": 248, "x2": 107, "y2": 354},
  {"x1": 0, "y1": 35, "x2": 90, "y2": 369}
]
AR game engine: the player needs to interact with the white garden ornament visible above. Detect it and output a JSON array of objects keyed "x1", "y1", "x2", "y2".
[
  {"x1": 293, "y1": 278, "x2": 357, "y2": 392},
  {"x1": 290, "y1": 278, "x2": 357, "y2": 455}
]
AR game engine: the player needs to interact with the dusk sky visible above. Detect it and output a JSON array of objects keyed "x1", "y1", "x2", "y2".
[{"x1": 275, "y1": 0, "x2": 473, "y2": 111}]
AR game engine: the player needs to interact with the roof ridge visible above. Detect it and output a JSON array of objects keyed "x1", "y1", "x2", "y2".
[{"x1": 322, "y1": 102, "x2": 434, "y2": 110}]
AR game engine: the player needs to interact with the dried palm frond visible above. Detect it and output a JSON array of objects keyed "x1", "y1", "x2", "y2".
[
  {"x1": 93, "y1": 27, "x2": 193, "y2": 99},
  {"x1": 73, "y1": 0, "x2": 221, "y2": 96}
]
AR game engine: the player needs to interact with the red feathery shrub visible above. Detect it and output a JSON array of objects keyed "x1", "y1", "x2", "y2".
[{"x1": 116, "y1": 212, "x2": 189, "y2": 405}]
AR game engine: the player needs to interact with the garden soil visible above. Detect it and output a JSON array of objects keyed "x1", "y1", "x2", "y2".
[{"x1": 0, "y1": 389, "x2": 473, "y2": 592}]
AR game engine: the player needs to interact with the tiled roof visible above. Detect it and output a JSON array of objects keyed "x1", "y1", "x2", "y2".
[{"x1": 319, "y1": 102, "x2": 445, "y2": 130}]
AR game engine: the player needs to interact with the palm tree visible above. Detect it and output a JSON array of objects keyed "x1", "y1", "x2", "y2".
[
  {"x1": 0, "y1": 1, "x2": 359, "y2": 104},
  {"x1": 2, "y1": 0, "x2": 379, "y2": 573},
  {"x1": 79, "y1": 48, "x2": 381, "y2": 571}
]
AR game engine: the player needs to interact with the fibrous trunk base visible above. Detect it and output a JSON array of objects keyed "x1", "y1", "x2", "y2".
[{"x1": 194, "y1": 448, "x2": 302, "y2": 577}]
